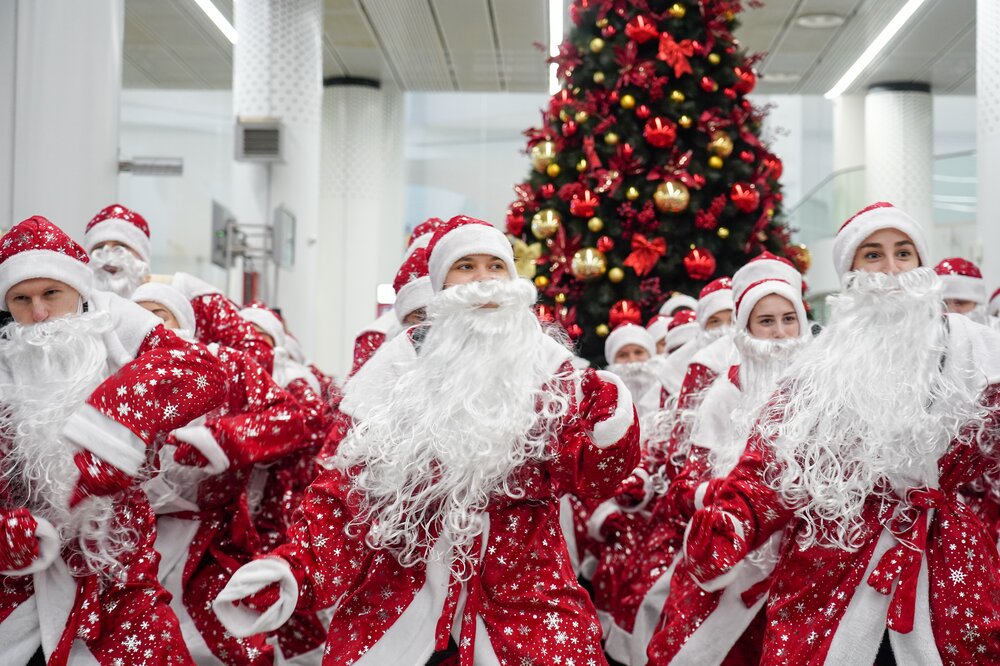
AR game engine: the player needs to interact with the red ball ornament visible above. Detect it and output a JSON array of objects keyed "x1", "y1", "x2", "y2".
[
  {"x1": 684, "y1": 247, "x2": 716, "y2": 280},
  {"x1": 506, "y1": 208, "x2": 525, "y2": 236},
  {"x1": 609, "y1": 91, "x2": 619, "y2": 104},
  {"x1": 643, "y1": 116, "x2": 678, "y2": 149},
  {"x1": 597, "y1": 235, "x2": 615, "y2": 252},
  {"x1": 730, "y1": 182, "x2": 760, "y2": 213},
  {"x1": 562, "y1": 120, "x2": 578, "y2": 137},
  {"x1": 762, "y1": 155, "x2": 783, "y2": 180},
  {"x1": 739, "y1": 150, "x2": 754, "y2": 163},
  {"x1": 609, "y1": 299, "x2": 643, "y2": 328},
  {"x1": 566, "y1": 324, "x2": 583, "y2": 339},
  {"x1": 723, "y1": 87, "x2": 737, "y2": 100},
  {"x1": 700, "y1": 76, "x2": 718, "y2": 92},
  {"x1": 733, "y1": 66, "x2": 756, "y2": 94},
  {"x1": 540, "y1": 183, "x2": 556, "y2": 199},
  {"x1": 536, "y1": 303, "x2": 556, "y2": 322},
  {"x1": 625, "y1": 15, "x2": 659, "y2": 44},
  {"x1": 692, "y1": 173, "x2": 706, "y2": 188},
  {"x1": 602, "y1": 25, "x2": 617, "y2": 38},
  {"x1": 570, "y1": 189, "x2": 600, "y2": 217},
  {"x1": 636, "y1": 104, "x2": 651, "y2": 119}
]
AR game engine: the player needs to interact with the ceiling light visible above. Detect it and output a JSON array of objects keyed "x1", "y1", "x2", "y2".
[
  {"x1": 549, "y1": 0, "x2": 564, "y2": 94},
  {"x1": 795, "y1": 13, "x2": 846, "y2": 29},
  {"x1": 191, "y1": 0, "x2": 238, "y2": 45},
  {"x1": 760, "y1": 72, "x2": 801, "y2": 83},
  {"x1": 825, "y1": 0, "x2": 929, "y2": 99}
]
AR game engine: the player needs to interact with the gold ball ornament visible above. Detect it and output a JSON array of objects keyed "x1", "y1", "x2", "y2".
[
  {"x1": 678, "y1": 115, "x2": 693, "y2": 128},
  {"x1": 571, "y1": 247, "x2": 608, "y2": 281},
  {"x1": 620, "y1": 94, "x2": 636, "y2": 110},
  {"x1": 575, "y1": 110, "x2": 589, "y2": 123},
  {"x1": 534, "y1": 275, "x2": 550, "y2": 288},
  {"x1": 554, "y1": 292, "x2": 568, "y2": 304},
  {"x1": 531, "y1": 209, "x2": 562, "y2": 239},
  {"x1": 708, "y1": 53, "x2": 721, "y2": 65},
  {"x1": 654, "y1": 180, "x2": 691, "y2": 213},
  {"x1": 559, "y1": 109, "x2": 570, "y2": 122},
  {"x1": 670, "y1": 90, "x2": 685, "y2": 103},
  {"x1": 795, "y1": 244, "x2": 813, "y2": 272},
  {"x1": 717, "y1": 226, "x2": 730, "y2": 239},
  {"x1": 604, "y1": 132, "x2": 620, "y2": 146},
  {"x1": 587, "y1": 216, "x2": 604, "y2": 232},
  {"x1": 708, "y1": 155, "x2": 724, "y2": 169},
  {"x1": 626, "y1": 186, "x2": 640, "y2": 201},
  {"x1": 590, "y1": 37, "x2": 605, "y2": 53},
  {"x1": 669, "y1": 3, "x2": 687, "y2": 19},
  {"x1": 576, "y1": 159, "x2": 588, "y2": 172},
  {"x1": 767, "y1": 207, "x2": 775, "y2": 219},
  {"x1": 708, "y1": 130, "x2": 734, "y2": 157},
  {"x1": 608, "y1": 267, "x2": 625, "y2": 283},
  {"x1": 596, "y1": 17, "x2": 609, "y2": 28},
  {"x1": 546, "y1": 162, "x2": 561, "y2": 178},
  {"x1": 530, "y1": 141, "x2": 557, "y2": 172},
  {"x1": 593, "y1": 71, "x2": 606, "y2": 84},
  {"x1": 596, "y1": 323, "x2": 610, "y2": 337}
]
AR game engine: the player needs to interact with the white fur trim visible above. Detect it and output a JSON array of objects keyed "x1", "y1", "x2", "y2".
[
  {"x1": 169, "y1": 271, "x2": 222, "y2": 299},
  {"x1": 604, "y1": 323, "x2": 656, "y2": 362},
  {"x1": 172, "y1": 424, "x2": 229, "y2": 474},
  {"x1": 341, "y1": 331, "x2": 418, "y2": 420},
  {"x1": 132, "y1": 282, "x2": 196, "y2": 333},
  {"x1": 0, "y1": 592, "x2": 43, "y2": 664},
  {"x1": 558, "y1": 496, "x2": 581, "y2": 573},
  {"x1": 732, "y1": 258, "x2": 802, "y2": 304},
  {"x1": 585, "y1": 498, "x2": 623, "y2": 543},
  {"x1": 427, "y1": 224, "x2": 517, "y2": 291},
  {"x1": 355, "y1": 309, "x2": 398, "y2": 338},
  {"x1": 0, "y1": 248, "x2": 94, "y2": 305},
  {"x1": 394, "y1": 276, "x2": 432, "y2": 324},
  {"x1": 939, "y1": 273, "x2": 986, "y2": 304},
  {"x1": 239, "y1": 307, "x2": 285, "y2": 348},
  {"x1": 693, "y1": 482, "x2": 711, "y2": 511},
  {"x1": 0, "y1": 517, "x2": 60, "y2": 576},
  {"x1": 735, "y1": 279, "x2": 809, "y2": 337},
  {"x1": 696, "y1": 289, "x2": 734, "y2": 329},
  {"x1": 646, "y1": 318, "x2": 670, "y2": 344},
  {"x1": 666, "y1": 321, "x2": 698, "y2": 353},
  {"x1": 658, "y1": 337, "x2": 701, "y2": 396},
  {"x1": 404, "y1": 232, "x2": 433, "y2": 259},
  {"x1": 33, "y1": 556, "x2": 78, "y2": 658},
  {"x1": 628, "y1": 554, "x2": 682, "y2": 664},
  {"x1": 213, "y1": 557, "x2": 299, "y2": 637},
  {"x1": 660, "y1": 294, "x2": 698, "y2": 316},
  {"x1": 627, "y1": 467, "x2": 655, "y2": 512},
  {"x1": 603, "y1": 621, "x2": 635, "y2": 665},
  {"x1": 833, "y1": 205, "x2": 930, "y2": 278},
  {"x1": 689, "y1": 335, "x2": 738, "y2": 376},
  {"x1": 61, "y1": 404, "x2": 146, "y2": 476},
  {"x1": 83, "y1": 218, "x2": 151, "y2": 263},
  {"x1": 88, "y1": 290, "x2": 161, "y2": 366},
  {"x1": 590, "y1": 370, "x2": 636, "y2": 448},
  {"x1": 669, "y1": 574, "x2": 768, "y2": 666}
]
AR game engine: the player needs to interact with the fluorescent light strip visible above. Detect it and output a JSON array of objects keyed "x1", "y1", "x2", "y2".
[
  {"x1": 824, "y1": 0, "x2": 928, "y2": 99},
  {"x1": 192, "y1": 0, "x2": 238, "y2": 45},
  {"x1": 548, "y1": 0, "x2": 564, "y2": 94}
]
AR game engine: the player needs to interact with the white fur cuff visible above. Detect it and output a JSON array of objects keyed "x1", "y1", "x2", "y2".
[
  {"x1": 694, "y1": 481, "x2": 710, "y2": 511},
  {"x1": 585, "y1": 498, "x2": 622, "y2": 543},
  {"x1": 0, "y1": 517, "x2": 60, "y2": 576},
  {"x1": 590, "y1": 371, "x2": 636, "y2": 448},
  {"x1": 173, "y1": 425, "x2": 229, "y2": 474},
  {"x1": 213, "y1": 557, "x2": 299, "y2": 637},
  {"x1": 61, "y1": 404, "x2": 145, "y2": 476}
]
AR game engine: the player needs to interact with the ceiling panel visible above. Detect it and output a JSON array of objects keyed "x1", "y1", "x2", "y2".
[
  {"x1": 360, "y1": 0, "x2": 454, "y2": 91},
  {"x1": 432, "y1": 0, "x2": 501, "y2": 91},
  {"x1": 492, "y1": 0, "x2": 548, "y2": 91}
]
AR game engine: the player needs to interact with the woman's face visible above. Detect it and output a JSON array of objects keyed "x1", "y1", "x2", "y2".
[
  {"x1": 705, "y1": 309, "x2": 733, "y2": 330},
  {"x1": 614, "y1": 344, "x2": 650, "y2": 364},
  {"x1": 851, "y1": 228, "x2": 919, "y2": 274},
  {"x1": 747, "y1": 294, "x2": 800, "y2": 340},
  {"x1": 444, "y1": 254, "x2": 510, "y2": 287}
]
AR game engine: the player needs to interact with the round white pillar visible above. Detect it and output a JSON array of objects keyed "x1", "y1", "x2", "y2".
[
  {"x1": 977, "y1": 0, "x2": 1000, "y2": 286},
  {"x1": 865, "y1": 83, "x2": 934, "y2": 257},
  {"x1": 2, "y1": 0, "x2": 123, "y2": 236},
  {"x1": 232, "y1": 0, "x2": 322, "y2": 358},
  {"x1": 833, "y1": 95, "x2": 866, "y2": 172}
]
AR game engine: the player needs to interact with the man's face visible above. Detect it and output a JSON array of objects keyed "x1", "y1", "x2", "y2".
[
  {"x1": 444, "y1": 255, "x2": 511, "y2": 288},
  {"x1": 656, "y1": 339, "x2": 666, "y2": 355},
  {"x1": 5, "y1": 278, "x2": 81, "y2": 325},
  {"x1": 614, "y1": 344, "x2": 650, "y2": 364},
  {"x1": 705, "y1": 309, "x2": 733, "y2": 330},
  {"x1": 850, "y1": 228, "x2": 919, "y2": 274},
  {"x1": 136, "y1": 301, "x2": 180, "y2": 329},
  {"x1": 944, "y1": 298, "x2": 977, "y2": 315}
]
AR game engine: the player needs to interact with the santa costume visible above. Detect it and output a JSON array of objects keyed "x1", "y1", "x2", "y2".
[
  {"x1": 682, "y1": 202, "x2": 1000, "y2": 664},
  {"x1": 214, "y1": 215, "x2": 640, "y2": 666},
  {"x1": 659, "y1": 292, "x2": 698, "y2": 317},
  {"x1": 133, "y1": 283, "x2": 313, "y2": 665},
  {"x1": 934, "y1": 256, "x2": 988, "y2": 323},
  {"x1": 83, "y1": 203, "x2": 275, "y2": 373},
  {"x1": 0, "y1": 216, "x2": 229, "y2": 665}
]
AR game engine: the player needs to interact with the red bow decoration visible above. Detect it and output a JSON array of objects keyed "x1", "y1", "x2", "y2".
[
  {"x1": 623, "y1": 234, "x2": 667, "y2": 277},
  {"x1": 657, "y1": 33, "x2": 695, "y2": 78},
  {"x1": 594, "y1": 143, "x2": 643, "y2": 195},
  {"x1": 615, "y1": 43, "x2": 657, "y2": 89},
  {"x1": 544, "y1": 225, "x2": 583, "y2": 284},
  {"x1": 547, "y1": 41, "x2": 582, "y2": 81},
  {"x1": 647, "y1": 150, "x2": 703, "y2": 189}
]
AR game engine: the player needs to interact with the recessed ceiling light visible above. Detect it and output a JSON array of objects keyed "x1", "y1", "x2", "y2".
[
  {"x1": 795, "y1": 13, "x2": 846, "y2": 29},
  {"x1": 761, "y1": 72, "x2": 801, "y2": 83}
]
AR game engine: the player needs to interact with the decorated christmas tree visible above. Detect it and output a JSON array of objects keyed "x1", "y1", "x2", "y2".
[{"x1": 507, "y1": 0, "x2": 808, "y2": 364}]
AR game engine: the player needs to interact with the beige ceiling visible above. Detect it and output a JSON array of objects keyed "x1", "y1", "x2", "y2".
[{"x1": 123, "y1": 0, "x2": 975, "y2": 95}]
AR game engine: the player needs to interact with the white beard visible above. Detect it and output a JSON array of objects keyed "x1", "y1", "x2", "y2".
[
  {"x1": 0, "y1": 313, "x2": 136, "y2": 576},
  {"x1": 606, "y1": 359, "x2": 660, "y2": 405},
  {"x1": 333, "y1": 279, "x2": 573, "y2": 579},
  {"x1": 90, "y1": 246, "x2": 150, "y2": 298},
  {"x1": 763, "y1": 268, "x2": 985, "y2": 550}
]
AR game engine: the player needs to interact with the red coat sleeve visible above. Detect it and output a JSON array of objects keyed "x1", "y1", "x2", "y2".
[
  {"x1": 349, "y1": 331, "x2": 386, "y2": 377},
  {"x1": 191, "y1": 293, "x2": 275, "y2": 374},
  {"x1": 665, "y1": 444, "x2": 714, "y2": 523},
  {"x1": 286, "y1": 378, "x2": 331, "y2": 446},
  {"x1": 663, "y1": 362, "x2": 717, "y2": 481}
]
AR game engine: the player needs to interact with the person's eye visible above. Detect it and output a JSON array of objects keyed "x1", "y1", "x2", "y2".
[
  {"x1": 490, "y1": 262, "x2": 504, "y2": 270},
  {"x1": 760, "y1": 317, "x2": 773, "y2": 325},
  {"x1": 897, "y1": 250, "x2": 911, "y2": 258},
  {"x1": 44, "y1": 290, "x2": 60, "y2": 297},
  {"x1": 784, "y1": 315, "x2": 797, "y2": 323},
  {"x1": 12, "y1": 295, "x2": 27, "y2": 302},
  {"x1": 865, "y1": 251, "x2": 880, "y2": 260}
]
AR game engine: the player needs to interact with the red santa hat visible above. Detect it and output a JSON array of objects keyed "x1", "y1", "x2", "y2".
[
  {"x1": 695, "y1": 277, "x2": 734, "y2": 329},
  {"x1": 734, "y1": 278, "x2": 810, "y2": 338},
  {"x1": 393, "y1": 246, "x2": 432, "y2": 324},
  {"x1": 732, "y1": 251, "x2": 802, "y2": 303},
  {"x1": 83, "y1": 204, "x2": 152, "y2": 263},
  {"x1": 239, "y1": 303, "x2": 286, "y2": 348},
  {"x1": 832, "y1": 202, "x2": 929, "y2": 278},
  {"x1": 0, "y1": 216, "x2": 94, "y2": 306},
  {"x1": 990, "y1": 287, "x2": 1000, "y2": 317},
  {"x1": 934, "y1": 257, "x2": 986, "y2": 305},
  {"x1": 131, "y1": 282, "x2": 196, "y2": 333},
  {"x1": 604, "y1": 323, "x2": 656, "y2": 363},
  {"x1": 666, "y1": 309, "x2": 698, "y2": 352},
  {"x1": 658, "y1": 292, "x2": 698, "y2": 316},
  {"x1": 425, "y1": 215, "x2": 517, "y2": 291},
  {"x1": 645, "y1": 314, "x2": 671, "y2": 346}
]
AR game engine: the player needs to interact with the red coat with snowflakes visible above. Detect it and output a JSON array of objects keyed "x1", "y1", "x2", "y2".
[
  {"x1": 668, "y1": 314, "x2": 1000, "y2": 665},
  {"x1": 348, "y1": 310, "x2": 397, "y2": 377},
  {"x1": 216, "y1": 334, "x2": 640, "y2": 666}
]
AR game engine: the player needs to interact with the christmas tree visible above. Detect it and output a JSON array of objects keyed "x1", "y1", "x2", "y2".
[{"x1": 507, "y1": 0, "x2": 807, "y2": 364}]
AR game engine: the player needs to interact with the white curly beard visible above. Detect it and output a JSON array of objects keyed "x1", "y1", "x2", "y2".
[
  {"x1": 0, "y1": 313, "x2": 136, "y2": 576},
  {"x1": 333, "y1": 279, "x2": 573, "y2": 579},
  {"x1": 90, "y1": 245, "x2": 150, "y2": 298},
  {"x1": 605, "y1": 358, "x2": 660, "y2": 405}
]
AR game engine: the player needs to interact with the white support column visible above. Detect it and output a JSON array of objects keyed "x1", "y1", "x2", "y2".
[
  {"x1": 231, "y1": 0, "x2": 322, "y2": 358},
  {"x1": 1, "y1": 0, "x2": 123, "y2": 236},
  {"x1": 865, "y1": 82, "x2": 934, "y2": 258},
  {"x1": 977, "y1": 0, "x2": 1000, "y2": 286},
  {"x1": 833, "y1": 95, "x2": 865, "y2": 172}
]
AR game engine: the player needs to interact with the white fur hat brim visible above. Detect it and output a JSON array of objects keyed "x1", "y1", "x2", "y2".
[
  {"x1": 427, "y1": 224, "x2": 517, "y2": 292},
  {"x1": 132, "y1": 282, "x2": 196, "y2": 334},
  {"x1": 696, "y1": 288, "x2": 734, "y2": 329},
  {"x1": 732, "y1": 258, "x2": 802, "y2": 304},
  {"x1": 833, "y1": 205, "x2": 929, "y2": 278},
  {"x1": 735, "y1": 279, "x2": 809, "y2": 338},
  {"x1": 239, "y1": 307, "x2": 285, "y2": 349},
  {"x1": 83, "y1": 218, "x2": 152, "y2": 264},
  {"x1": 646, "y1": 318, "x2": 669, "y2": 344},
  {"x1": 604, "y1": 324, "x2": 656, "y2": 362},
  {"x1": 666, "y1": 322, "x2": 698, "y2": 352},
  {"x1": 0, "y1": 249, "x2": 94, "y2": 306},
  {"x1": 659, "y1": 294, "x2": 698, "y2": 316},
  {"x1": 394, "y1": 276, "x2": 432, "y2": 324},
  {"x1": 939, "y1": 273, "x2": 986, "y2": 304}
]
